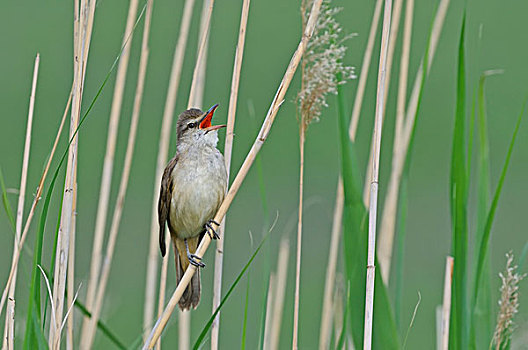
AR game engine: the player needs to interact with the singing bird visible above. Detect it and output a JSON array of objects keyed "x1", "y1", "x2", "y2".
[{"x1": 158, "y1": 104, "x2": 227, "y2": 310}]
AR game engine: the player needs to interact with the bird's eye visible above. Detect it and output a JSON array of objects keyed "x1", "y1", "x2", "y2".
[{"x1": 188, "y1": 122, "x2": 196, "y2": 129}]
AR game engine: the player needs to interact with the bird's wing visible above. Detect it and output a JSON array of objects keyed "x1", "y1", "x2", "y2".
[{"x1": 158, "y1": 155, "x2": 178, "y2": 257}]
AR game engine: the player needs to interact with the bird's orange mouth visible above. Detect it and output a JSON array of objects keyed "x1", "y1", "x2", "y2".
[{"x1": 200, "y1": 104, "x2": 226, "y2": 132}]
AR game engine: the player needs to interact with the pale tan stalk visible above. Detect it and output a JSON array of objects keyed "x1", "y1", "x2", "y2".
[
  {"x1": 270, "y1": 238, "x2": 289, "y2": 350},
  {"x1": 2, "y1": 54, "x2": 40, "y2": 350},
  {"x1": 142, "y1": 1, "x2": 324, "y2": 347},
  {"x1": 0, "y1": 89, "x2": 72, "y2": 319},
  {"x1": 349, "y1": 0, "x2": 383, "y2": 140},
  {"x1": 82, "y1": 0, "x2": 139, "y2": 335},
  {"x1": 176, "y1": 2, "x2": 215, "y2": 349},
  {"x1": 318, "y1": 178, "x2": 343, "y2": 350},
  {"x1": 155, "y1": 234, "x2": 170, "y2": 350},
  {"x1": 262, "y1": 273, "x2": 275, "y2": 350},
  {"x1": 187, "y1": 0, "x2": 214, "y2": 107},
  {"x1": 377, "y1": 0, "x2": 413, "y2": 284},
  {"x1": 143, "y1": 0, "x2": 196, "y2": 338},
  {"x1": 80, "y1": 2, "x2": 153, "y2": 348},
  {"x1": 363, "y1": 0, "x2": 392, "y2": 349},
  {"x1": 50, "y1": 0, "x2": 96, "y2": 346},
  {"x1": 211, "y1": 0, "x2": 250, "y2": 348},
  {"x1": 440, "y1": 257, "x2": 454, "y2": 350},
  {"x1": 292, "y1": 124, "x2": 305, "y2": 350},
  {"x1": 66, "y1": 179, "x2": 78, "y2": 350},
  {"x1": 378, "y1": 0, "x2": 449, "y2": 284},
  {"x1": 362, "y1": 0, "x2": 403, "y2": 206}
]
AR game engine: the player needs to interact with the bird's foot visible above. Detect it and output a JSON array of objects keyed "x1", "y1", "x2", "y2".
[
  {"x1": 204, "y1": 220, "x2": 220, "y2": 240},
  {"x1": 187, "y1": 253, "x2": 205, "y2": 268}
]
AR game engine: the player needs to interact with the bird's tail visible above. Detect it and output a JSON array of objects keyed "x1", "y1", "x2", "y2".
[{"x1": 173, "y1": 237, "x2": 201, "y2": 310}]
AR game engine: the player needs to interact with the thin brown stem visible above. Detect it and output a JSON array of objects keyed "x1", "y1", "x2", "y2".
[
  {"x1": 211, "y1": 0, "x2": 250, "y2": 347},
  {"x1": 363, "y1": 0, "x2": 392, "y2": 349},
  {"x1": 142, "y1": 1, "x2": 324, "y2": 347},
  {"x1": 292, "y1": 124, "x2": 305, "y2": 350}
]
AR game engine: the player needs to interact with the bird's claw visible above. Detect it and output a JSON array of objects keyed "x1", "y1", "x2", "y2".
[
  {"x1": 187, "y1": 253, "x2": 205, "y2": 268},
  {"x1": 205, "y1": 220, "x2": 220, "y2": 240}
]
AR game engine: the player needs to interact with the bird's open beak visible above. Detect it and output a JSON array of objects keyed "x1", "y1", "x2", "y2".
[{"x1": 199, "y1": 104, "x2": 226, "y2": 132}]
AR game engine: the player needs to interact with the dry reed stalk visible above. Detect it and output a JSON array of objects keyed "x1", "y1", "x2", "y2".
[
  {"x1": 142, "y1": 1, "x2": 324, "y2": 347},
  {"x1": 66, "y1": 177, "x2": 78, "y2": 350},
  {"x1": 362, "y1": 0, "x2": 403, "y2": 206},
  {"x1": 143, "y1": 0, "x2": 196, "y2": 337},
  {"x1": 187, "y1": 0, "x2": 214, "y2": 108},
  {"x1": 79, "y1": 2, "x2": 153, "y2": 348},
  {"x1": 2, "y1": 53, "x2": 40, "y2": 350},
  {"x1": 292, "y1": 124, "x2": 305, "y2": 350},
  {"x1": 262, "y1": 273, "x2": 275, "y2": 350},
  {"x1": 50, "y1": 0, "x2": 96, "y2": 347},
  {"x1": 377, "y1": 0, "x2": 449, "y2": 284},
  {"x1": 178, "y1": 2, "x2": 216, "y2": 349},
  {"x1": 270, "y1": 238, "x2": 289, "y2": 350},
  {"x1": 349, "y1": 0, "x2": 383, "y2": 140},
  {"x1": 155, "y1": 234, "x2": 170, "y2": 350},
  {"x1": 0, "y1": 89, "x2": 72, "y2": 319},
  {"x1": 363, "y1": 0, "x2": 392, "y2": 349},
  {"x1": 82, "y1": 0, "x2": 139, "y2": 335},
  {"x1": 211, "y1": 0, "x2": 250, "y2": 348},
  {"x1": 440, "y1": 256, "x2": 454, "y2": 350},
  {"x1": 318, "y1": 178, "x2": 343, "y2": 350}
]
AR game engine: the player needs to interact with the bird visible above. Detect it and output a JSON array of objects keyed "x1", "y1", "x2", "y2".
[{"x1": 158, "y1": 104, "x2": 227, "y2": 310}]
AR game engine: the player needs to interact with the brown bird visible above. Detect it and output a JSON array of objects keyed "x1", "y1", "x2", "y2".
[{"x1": 158, "y1": 104, "x2": 227, "y2": 310}]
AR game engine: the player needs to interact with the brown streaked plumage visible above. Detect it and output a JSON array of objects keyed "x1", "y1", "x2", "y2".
[{"x1": 158, "y1": 105, "x2": 227, "y2": 310}]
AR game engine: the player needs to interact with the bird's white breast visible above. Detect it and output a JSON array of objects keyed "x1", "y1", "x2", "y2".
[{"x1": 169, "y1": 145, "x2": 227, "y2": 239}]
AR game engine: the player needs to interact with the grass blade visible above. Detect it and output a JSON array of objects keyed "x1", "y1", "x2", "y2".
[
  {"x1": 193, "y1": 232, "x2": 271, "y2": 349},
  {"x1": 449, "y1": 13, "x2": 468, "y2": 350},
  {"x1": 0, "y1": 169, "x2": 16, "y2": 233}
]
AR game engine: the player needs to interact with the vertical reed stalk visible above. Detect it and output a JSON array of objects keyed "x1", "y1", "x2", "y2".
[
  {"x1": 377, "y1": 0, "x2": 449, "y2": 284},
  {"x1": 50, "y1": 0, "x2": 96, "y2": 347},
  {"x1": 440, "y1": 256, "x2": 454, "y2": 350},
  {"x1": 2, "y1": 53, "x2": 40, "y2": 350},
  {"x1": 210, "y1": 0, "x2": 250, "y2": 348},
  {"x1": 0, "y1": 89, "x2": 72, "y2": 321},
  {"x1": 318, "y1": 178, "x2": 343, "y2": 350},
  {"x1": 82, "y1": 0, "x2": 139, "y2": 336},
  {"x1": 362, "y1": 0, "x2": 402, "y2": 206},
  {"x1": 262, "y1": 273, "x2": 275, "y2": 350},
  {"x1": 349, "y1": 0, "x2": 383, "y2": 139},
  {"x1": 143, "y1": 0, "x2": 195, "y2": 338},
  {"x1": 292, "y1": 123, "x2": 305, "y2": 350},
  {"x1": 142, "y1": 2, "x2": 324, "y2": 347},
  {"x1": 363, "y1": 0, "x2": 392, "y2": 349},
  {"x1": 177, "y1": 2, "x2": 215, "y2": 349},
  {"x1": 66, "y1": 178, "x2": 78, "y2": 350},
  {"x1": 270, "y1": 238, "x2": 289, "y2": 350},
  {"x1": 79, "y1": 1, "x2": 153, "y2": 348}
]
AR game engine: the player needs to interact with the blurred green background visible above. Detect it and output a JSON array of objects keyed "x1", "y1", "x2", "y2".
[{"x1": 1, "y1": 0, "x2": 528, "y2": 348}]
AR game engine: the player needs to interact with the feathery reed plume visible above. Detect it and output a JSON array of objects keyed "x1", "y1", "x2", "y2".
[
  {"x1": 211, "y1": 0, "x2": 251, "y2": 348},
  {"x1": 142, "y1": 1, "x2": 325, "y2": 347},
  {"x1": 491, "y1": 252, "x2": 526, "y2": 349},
  {"x1": 83, "y1": 0, "x2": 139, "y2": 336},
  {"x1": 143, "y1": 0, "x2": 196, "y2": 338},
  {"x1": 2, "y1": 53, "x2": 39, "y2": 350},
  {"x1": 294, "y1": 1, "x2": 354, "y2": 347},
  {"x1": 50, "y1": 0, "x2": 96, "y2": 347},
  {"x1": 363, "y1": 0, "x2": 392, "y2": 348}
]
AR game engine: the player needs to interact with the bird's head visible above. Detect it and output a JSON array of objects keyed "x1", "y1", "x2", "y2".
[{"x1": 176, "y1": 104, "x2": 226, "y2": 148}]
